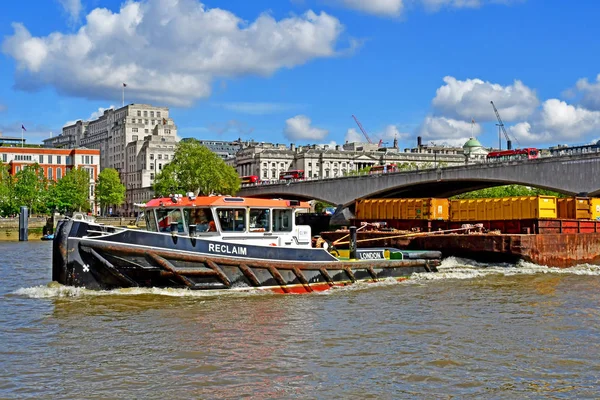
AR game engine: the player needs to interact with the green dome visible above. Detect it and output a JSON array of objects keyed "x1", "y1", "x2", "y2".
[{"x1": 463, "y1": 137, "x2": 482, "y2": 148}]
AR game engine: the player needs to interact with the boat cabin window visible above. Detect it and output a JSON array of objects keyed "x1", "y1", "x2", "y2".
[
  {"x1": 216, "y1": 208, "x2": 246, "y2": 232},
  {"x1": 249, "y1": 208, "x2": 271, "y2": 232},
  {"x1": 155, "y1": 208, "x2": 185, "y2": 233},
  {"x1": 184, "y1": 208, "x2": 216, "y2": 233},
  {"x1": 145, "y1": 211, "x2": 158, "y2": 232},
  {"x1": 273, "y1": 209, "x2": 293, "y2": 232}
]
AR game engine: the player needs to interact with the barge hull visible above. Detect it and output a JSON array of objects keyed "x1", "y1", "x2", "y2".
[{"x1": 321, "y1": 231, "x2": 600, "y2": 268}]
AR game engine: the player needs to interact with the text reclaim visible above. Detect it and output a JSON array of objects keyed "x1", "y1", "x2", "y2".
[{"x1": 208, "y1": 243, "x2": 248, "y2": 256}]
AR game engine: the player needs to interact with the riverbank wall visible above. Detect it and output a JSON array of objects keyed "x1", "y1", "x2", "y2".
[{"x1": 0, "y1": 216, "x2": 145, "y2": 241}]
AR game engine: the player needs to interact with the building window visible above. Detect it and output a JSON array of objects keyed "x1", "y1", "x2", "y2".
[
  {"x1": 164, "y1": 129, "x2": 170, "y2": 134},
  {"x1": 91, "y1": 156, "x2": 94, "y2": 164},
  {"x1": 57, "y1": 168, "x2": 62, "y2": 179},
  {"x1": 57, "y1": 156, "x2": 62, "y2": 164},
  {"x1": 159, "y1": 163, "x2": 162, "y2": 170},
  {"x1": 150, "y1": 154, "x2": 154, "y2": 160},
  {"x1": 164, "y1": 155, "x2": 169, "y2": 160},
  {"x1": 16, "y1": 166, "x2": 20, "y2": 173},
  {"x1": 48, "y1": 155, "x2": 53, "y2": 163},
  {"x1": 48, "y1": 168, "x2": 53, "y2": 180},
  {"x1": 158, "y1": 154, "x2": 162, "y2": 160},
  {"x1": 144, "y1": 111, "x2": 148, "y2": 117},
  {"x1": 132, "y1": 128, "x2": 138, "y2": 133},
  {"x1": 308, "y1": 162, "x2": 312, "y2": 167},
  {"x1": 150, "y1": 173, "x2": 154, "y2": 180},
  {"x1": 145, "y1": 129, "x2": 149, "y2": 133},
  {"x1": 157, "y1": 111, "x2": 161, "y2": 118},
  {"x1": 39, "y1": 155, "x2": 44, "y2": 163},
  {"x1": 137, "y1": 110, "x2": 141, "y2": 116},
  {"x1": 151, "y1": 120, "x2": 155, "y2": 125}
]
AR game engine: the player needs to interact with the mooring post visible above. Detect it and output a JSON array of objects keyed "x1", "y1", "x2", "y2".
[
  {"x1": 349, "y1": 225, "x2": 357, "y2": 259},
  {"x1": 19, "y1": 206, "x2": 28, "y2": 241}
]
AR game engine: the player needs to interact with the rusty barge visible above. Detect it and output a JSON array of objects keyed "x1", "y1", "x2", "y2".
[{"x1": 321, "y1": 218, "x2": 600, "y2": 268}]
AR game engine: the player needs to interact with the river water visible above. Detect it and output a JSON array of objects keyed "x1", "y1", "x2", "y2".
[{"x1": 1, "y1": 241, "x2": 600, "y2": 399}]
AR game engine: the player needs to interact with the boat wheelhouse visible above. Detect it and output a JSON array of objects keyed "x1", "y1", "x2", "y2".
[
  {"x1": 143, "y1": 195, "x2": 313, "y2": 248},
  {"x1": 52, "y1": 195, "x2": 441, "y2": 293}
]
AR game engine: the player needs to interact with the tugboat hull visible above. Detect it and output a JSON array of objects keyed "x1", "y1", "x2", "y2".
[{"x1": 53, "y1": 220, "x2": 440, "y2": 293}]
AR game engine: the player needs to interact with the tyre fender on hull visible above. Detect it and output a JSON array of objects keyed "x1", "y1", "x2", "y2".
[{"x1": 52, "y1": 219, "x2": 73, "y2": 284}]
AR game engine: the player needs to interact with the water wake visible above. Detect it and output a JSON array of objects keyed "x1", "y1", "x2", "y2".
[
  {"x1": 12, "y1": 258, "x2": 600, "y2": 298},
  {"x1": 411, "y1": 257, "x2": 600, "y2": 281}
]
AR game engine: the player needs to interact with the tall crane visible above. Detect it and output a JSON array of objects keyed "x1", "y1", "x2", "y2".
[
  {"x1": 490, "y1": 101, "x2": 512, "y2": 150},
  {"x1": 351, "y1": 114, "x2": 373, "y2": 144}
]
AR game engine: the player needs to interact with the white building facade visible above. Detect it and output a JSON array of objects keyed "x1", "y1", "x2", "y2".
[
  {"x1": 229, "y1": 137, "x2": 486, "y2": 181},
  {"x1": 44, "y1": 104, "x2": 179, "y2": 214}
]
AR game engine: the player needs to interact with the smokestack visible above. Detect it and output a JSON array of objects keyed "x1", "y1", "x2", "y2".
[{"x1": 417, "y1": 136, "x2": 422, "y2": 148}]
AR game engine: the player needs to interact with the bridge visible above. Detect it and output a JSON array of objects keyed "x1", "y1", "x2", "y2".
[{"x1": 238, "y1": 153, "x2": 600, "y2": 206}]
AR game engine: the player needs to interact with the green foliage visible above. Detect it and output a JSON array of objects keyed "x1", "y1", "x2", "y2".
[
  {"x1": 452, "y1": 185, "x2": 565, "y2": 199},
  {"x1": 96, "y1": 168, "x2": 125, "y2": 209},
  {"x1": 48, "y1": 168, "x2": 91, "y2": 213},
  {"x1": 0, "y1": 162, "x2": 17, "y2": 216},
  {"x1": 314, "y1": 200, "x2": 333, "y2": 213},
  {"x1": 153, "y1": 139, "x2": 241, "y2": 197},
  {"x1": 13, "y1": 163, "x2": 49, "y2": 214}
]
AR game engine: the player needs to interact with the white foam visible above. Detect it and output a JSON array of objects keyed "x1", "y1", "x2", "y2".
[
  {"x1": 411, "y1": 257, "x2": 600, "y2": 282},
  {"x1": 13, "y1": 259, "x2": 600, "y2": 298},
  {"x1": 12, "y1": 282, "x2": 272, "y2": 299}
]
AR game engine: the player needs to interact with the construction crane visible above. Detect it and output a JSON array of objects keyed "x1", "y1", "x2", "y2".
[
  {"x1": 351, "y1": 114, "x2": 373, "y2": 144},
  {"x1": 490, "y1": 101, "x2": 513, "y2": 150}
]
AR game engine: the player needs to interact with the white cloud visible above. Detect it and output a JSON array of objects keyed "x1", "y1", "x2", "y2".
[
  {"x1": 89, "y1": 105, "x2": 115, "y2": 120},
  {"x1": 58, "y1": 0, "x2": 83, "y2": 23},
  {"x1": 345, "y1": 127, "x2": 364, "y2": 142},
  {"x1": 508, "y1": 99, "x2": 600, "y2": 145},
  {"x1": 432, "y1": 76, "x2": 539, "y2": 122},
  {"x1": 337, "y1": 0, "x2": 403, "y2": 16},
  {"x1": 338, "y1": 0, "x2": 516, "y2": 16},
  {"x1": 216, "y1": 102, "x2": 301, "y2": 115},
  {"x1": 284, "y1": 115, "x2": 328, "y2": 141},
  {"x1": 2, "y1": 0, "x2": 344, "y2": 106},
  {"x1": 574, "y1": 74, "x2": 600, "y2": 111},
  {"x1": 419, "y1": 116, "x2": 482, "y2": 146}
]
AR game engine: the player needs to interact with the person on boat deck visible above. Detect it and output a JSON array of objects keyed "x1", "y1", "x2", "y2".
[
  {"x1": 207, "y1": 220, "x2": 216, "y2": 232},
  {"x1": 189, "y1": 208, "x2": 216, "y2": 232}
]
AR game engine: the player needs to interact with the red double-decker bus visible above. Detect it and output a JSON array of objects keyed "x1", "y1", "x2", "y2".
[
  {"x1": 369, "y1": 164, "x2": 398, "y2": 174},
  {"x1": 241, "y1": 175, "x2": 260, "y2": 185},
  {"x1": 279, "y1": 170, "x2": 305, "y2": 180},
  {"x1": 486, "y1": 148, "x2": 539, "y2": 162}
]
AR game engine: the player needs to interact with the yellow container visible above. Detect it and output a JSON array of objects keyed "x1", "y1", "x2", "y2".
[
  {"x1": 450, "y1": 196, "x2": 557, "y2": 221},
  {"x1": 590, "y1": 198, "x2": 600, "y2": 221},
  {"x1": 575, "y1": 198, "x2": 592, "y2": 219}
]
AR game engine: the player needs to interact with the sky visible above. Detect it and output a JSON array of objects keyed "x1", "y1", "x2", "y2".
[{"x1": 1, "y1": 0, "x2": 600, "y2": 150}]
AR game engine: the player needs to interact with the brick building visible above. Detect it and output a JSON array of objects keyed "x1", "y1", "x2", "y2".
[{"x1": 0, "y1": 147, "x2": 100, "y2": 213}]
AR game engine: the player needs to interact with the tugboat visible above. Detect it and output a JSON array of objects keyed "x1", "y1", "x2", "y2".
[{"x1": 52, "y1": 194, "x2": 440, "y2": 293}]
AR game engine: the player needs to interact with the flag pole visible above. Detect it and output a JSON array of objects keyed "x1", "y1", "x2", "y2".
[
  {"x1": 21, "y1": 125, "x2": 24, "y2": 148},
  {"x1": 122, "y1": 84, "x2": 125, "y2": 107}
]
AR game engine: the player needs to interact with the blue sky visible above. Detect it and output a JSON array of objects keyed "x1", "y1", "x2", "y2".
[{"x1": 2, "y1": 0, "x2": 600, "y2": 149}]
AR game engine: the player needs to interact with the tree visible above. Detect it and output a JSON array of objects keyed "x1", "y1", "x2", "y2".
[
  {"x1": 153, "y1": 139, "x2": 240, "y2": 197},
  {"x1": 96, "y1": 168, "x2": 125, "y2": 213},
  {"x1": 48, "y1": 168, "x2": 91, "y2": 213},
  {"x1": 0, "y1": 162, "x2": 17, "y2": 216},
  {"x1": 452, "y1": 185, "x2": 564, "y2": 199},
  {"x1": 13, "y1": 163, "x2": 49, "y2": 214}
]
